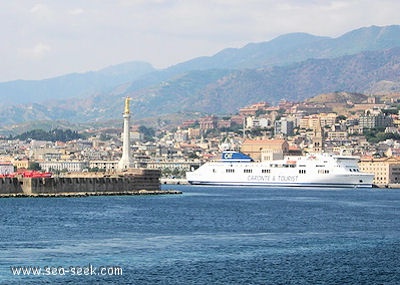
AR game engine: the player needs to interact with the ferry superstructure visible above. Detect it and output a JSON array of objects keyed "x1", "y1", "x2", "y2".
[{"x1": 186, "y1": 151, "x2": 374, "y2": 188}]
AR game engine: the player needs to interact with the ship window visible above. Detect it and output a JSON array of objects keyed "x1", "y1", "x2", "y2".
[
  {"x1": 226, "y1": 169, "x2": 235, "y2": 173},
  {"x1": 299, "y1": 169, "x2": 306, "y2": 174},
  {"x1": 244, "y1": 169, "x2": 252, "y2": 173},
  {"x1": 262, "y1": 169, "x2": 270, "y2": 173},
  {"x1": 213, "y1": 169, "x2": 216, "y2": 173}
]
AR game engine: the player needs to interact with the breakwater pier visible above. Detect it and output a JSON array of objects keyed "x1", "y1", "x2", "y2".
[{"x1": 0, "y1": 169, "x2": 181, "y2": 197}]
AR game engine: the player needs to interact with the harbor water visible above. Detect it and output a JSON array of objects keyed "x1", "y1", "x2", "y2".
[{"x1": 1, "y1": 185, "x2": 400, "y2": 284}]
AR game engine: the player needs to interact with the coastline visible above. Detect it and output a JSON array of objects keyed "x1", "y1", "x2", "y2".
[{"x1": 0, "y1": 189, "x2": 182, "y2": 198}]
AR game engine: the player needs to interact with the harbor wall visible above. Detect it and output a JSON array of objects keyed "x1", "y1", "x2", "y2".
[
  {"x1": 0, "y1": 169, "x2": 161, "y2": 197},
  {"x1": 0, "y1": 178, "x2": 24, "y2": 194}
]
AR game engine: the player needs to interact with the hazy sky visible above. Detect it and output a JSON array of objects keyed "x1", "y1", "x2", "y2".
[{"x1": 2, "y1": 0, "x2": 400, "y2": 82}]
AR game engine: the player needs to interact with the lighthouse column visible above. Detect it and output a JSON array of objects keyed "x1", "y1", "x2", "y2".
[{"x1": 118, "y1": 97, "x2": 134, "y2": 171}]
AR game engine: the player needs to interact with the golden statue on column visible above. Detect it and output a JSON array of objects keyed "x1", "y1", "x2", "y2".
[{"x1": 124, "y1": 97, "x2": 131, "y2": 114}]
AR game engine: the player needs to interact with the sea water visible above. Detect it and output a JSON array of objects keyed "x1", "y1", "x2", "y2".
[{"x1": 0, "y1": 185, "x2": 399, "y2": 284}]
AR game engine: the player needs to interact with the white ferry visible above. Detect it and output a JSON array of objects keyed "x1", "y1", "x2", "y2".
[{"x1": 186, "y1": 151, "x2": 374, "y2": 188}]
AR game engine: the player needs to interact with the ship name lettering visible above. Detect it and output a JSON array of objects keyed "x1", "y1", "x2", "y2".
[
  {"x1": 247, "y1": 175, "x2": 270, "y2": 182},
  {"x1": 278, "y1": 175, "x2": 298, "y2": 182},
  {"x1": 247, "y1": 175, "x2": 298, "y2": 182}
]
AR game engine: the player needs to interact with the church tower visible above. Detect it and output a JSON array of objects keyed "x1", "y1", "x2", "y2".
[
  {"x1": 118, "y1": 97, "x2": 134, "y2": 171},
  {"x1": 313, "y1": 119, "x2": 324, "y2": 153}
]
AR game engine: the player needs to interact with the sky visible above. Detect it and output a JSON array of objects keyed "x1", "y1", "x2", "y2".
[{"x1": 1, "y1": 0, "x2": 400, "y2": 82}]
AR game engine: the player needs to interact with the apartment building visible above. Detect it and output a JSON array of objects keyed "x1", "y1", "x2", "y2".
[
  {"x1": 359, "y1": 110, "x2": 393, "y2": 129},
  {"x1": 359, "y1": 156, "x2": 400, "y2": 186}
]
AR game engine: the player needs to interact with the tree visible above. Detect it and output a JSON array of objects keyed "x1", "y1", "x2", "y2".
[
  {"x1": 382, "y1": 109, "x2": 397, "y2": 115},
  {"x1": 99, "y1": 133, "x2": 111, "y2": 141},
  {"x1": 14, "y1": 128, "x2": 83, "y2": 142},
  {"x1": 139, "y1": 126, "x2": 156, "y2": 142},
  {"x1": 188, "y1": 152, "x2": 199, "y2": 159},
  {"x1": 172, "y1": 168, "x2": 181, "y2": 178},
  {"x1": 28, "y1": 162, "x2": 41, "y2": 171},
  {"x1": 255, "y1": 109, "x2": 266, "y2": 117},
  {"x1": 336, "y1": 115, "x2": 347, "y2": 122},
  {"x1": 363, "y1": 127, "x2": 400, "y2": 143},
  {"x1": 162, "y1": 167, "x2": 172, "y2": 178}
]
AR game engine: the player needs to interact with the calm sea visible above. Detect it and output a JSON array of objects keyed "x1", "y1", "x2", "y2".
[{"x1": 0, "y1": 185, "x2": 399, "y2": 284}]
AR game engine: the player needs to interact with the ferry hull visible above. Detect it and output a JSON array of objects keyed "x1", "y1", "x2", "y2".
[
  {"x1": 186, "y1": 152, "x2": 375, "y2": 188},
  {"x1": 188, "y1": 173, "x2": 374, "y2": 188},
  {"x1": 188, "y1": 181, "x2": 373, "y2": 188}
]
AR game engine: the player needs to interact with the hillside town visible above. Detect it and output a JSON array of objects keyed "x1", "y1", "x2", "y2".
[{"x1": 1, "y1": 93, "x2": 400, "y2": 187}]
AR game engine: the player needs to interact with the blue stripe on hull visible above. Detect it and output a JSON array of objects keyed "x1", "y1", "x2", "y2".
[{"x1": 188, "y1": 181, "x2": 372, "y2": 188}]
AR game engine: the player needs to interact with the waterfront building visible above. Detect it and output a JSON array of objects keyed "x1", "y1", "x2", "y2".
[
  {"x1": 39, "y1": 161, "x2": 89, "y2": 173},
  {"x1": 12, "y1": 159, "x2": 29, "y2": 170},
  {"x1": 146, "y1": 159, "x2": 199, "y2": 173},
  {"x1": 0, "y1": 162, "x2": 14, "y2": 175},
  {"x1": 359, "y1": 156, "x2": 400, "y2": 186},
  {"x1": 89, "y1": 160, "x2": 118, "y2": 172}
]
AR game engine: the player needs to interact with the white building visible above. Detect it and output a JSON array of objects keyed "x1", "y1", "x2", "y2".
[
  {"x1": 39, "y1": 161, "x2": 89, "y2": 172},
  {"x1": 0, "y1": 162, "x2": 14, "y2": 175},
  {"x1": 89, "y1": 160, "x2": 119, "y2": 172}
]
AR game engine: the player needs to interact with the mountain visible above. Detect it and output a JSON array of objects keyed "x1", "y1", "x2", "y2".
[
  {"x1": 3, "y1": 46, "x2": 398, "y2": 128},
  {"x1": 0, "y1": 61, "x2": 156, "y2": 105},
  {"x1": 167, "y1": 25, "x2": 400, "y2": 71},
  {"x1": 123, "y1": 47, "x2": 400, "y2": 115},
  {"x1": 2, "y1": 25, "x2": 400, "y2": 132},
  {"x1": 306, "y1": 92, "x2": 368, "y2": 104}
]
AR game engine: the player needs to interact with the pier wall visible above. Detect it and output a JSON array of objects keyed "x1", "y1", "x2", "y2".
[
  {"x1": 0, "y1": 169, "x2": 161, "y2": 197},
  {"x1": 0, "y1": 178, "x2": 24, "y2": 194}
]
